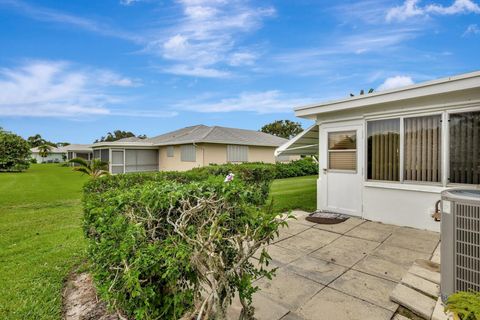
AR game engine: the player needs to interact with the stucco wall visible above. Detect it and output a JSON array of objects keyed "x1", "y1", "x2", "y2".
[
  {"x1": 32, "y1": 153, "x2": 65, "y2": 163},
  {"x1": 158, "y1": 143, "x2": 277, "y2": 171}
]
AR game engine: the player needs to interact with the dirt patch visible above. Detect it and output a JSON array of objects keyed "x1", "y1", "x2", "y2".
[{"x1": 62, "y1": 272, "x2": 121, "y2": 320}]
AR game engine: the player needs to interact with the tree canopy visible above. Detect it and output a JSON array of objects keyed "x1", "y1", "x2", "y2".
[
  {"x1": 260, "y1": 120, "x2": 303, "y2": 139},
  {"x1": 27, "y1": 134, "x2": 59, "y2": 148},
  {"x1": 0, "y1": 129, "x2": 31, "y2": 172},
  {"x1": 95, "y1": 130, "x2": 147, "y2": 143}
]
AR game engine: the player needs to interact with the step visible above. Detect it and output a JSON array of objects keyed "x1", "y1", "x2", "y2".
[
  {"x1": 401, "y1": 272, "x2": 440, "y2": 298},
  {"x1": 410, "y1": 260, "x2": 441, "y2": 285},
  {"x1": 431, "y1": 297, "x2": 454, "y2": 320},
  {"x1": 390, "y1": 284, "x2": 436, "y2": 319}
]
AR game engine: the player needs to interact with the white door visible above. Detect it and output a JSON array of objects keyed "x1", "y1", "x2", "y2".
[{"x1": 319, "y1": 125, "x2": 363, "y2": 217}]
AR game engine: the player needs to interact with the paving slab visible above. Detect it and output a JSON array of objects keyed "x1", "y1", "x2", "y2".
[
  {"x1": 297, "y1": 287, "x2": 393, "y2": 320},
  {"x1": 283, "y1": 221, "x2": 313, "y2": 235},
  {"x1": 390, "y1": 284, "x2": 436, "y2": 319},
  {"x1": 432, "y1": 297, "x2": 454, "y2": 320},
  {"x1": 345, "y1": 221, "x2": 398, "y2": 242},
  {"x1": 430, "y1": 242, "x2": 441, "y2": 265},
  {"x1": 392, "y1": 314, "x2": 411, "y2": 320},
  {"x1": 286, "y1": 255, "x2": 347, "y2": 285},
  {"x1": 384, "y1": 227, "x2": 440, "y2": 254},
  {"x1": 401, "y1": 273, "x2": 440, "y2": 298},
  {"x1": 309, "y1": 235, "x2": 379, "y2": 267},
  {"x1": 227, "y1": 293, "x2": 290, "y2": 320},
  {"x1": 295, "y1": 228, "x2": 341, "y2": 245},
  {"x1": 256, "y1": 244, "x2": 305, "y2": 266},
  {"x1": 256, "y1": 269, "x2": 323, "y2": 310},
  {"x1": 329, "y1": 269, "x2": 399, "y2": 312},
  {"x1": 354, "y1": 244, "x2": 430, "y2": 281},
  {"x1": 313, "y1": 217, "x2": 365, "y2": 234},
  {"x1": 280, "y1": 312, "x2": 305, "y2": 320},
  {"x1": 276, "y1": 234, "x2": 327, "y2": 254}
]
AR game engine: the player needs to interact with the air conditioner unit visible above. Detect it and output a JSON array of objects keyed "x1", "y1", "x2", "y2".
[{"x1": 440, "y1": 189, "x2": 480, "y2": 302}]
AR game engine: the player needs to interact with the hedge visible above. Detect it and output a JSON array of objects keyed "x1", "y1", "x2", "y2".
[{"x1": 82, "y1": 163, "x2": 286, "y2": 319}]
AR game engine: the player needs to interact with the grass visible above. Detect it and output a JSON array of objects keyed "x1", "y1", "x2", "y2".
[
  {"x1": 0, "y1": 164, "x2": 88, "y2": 320},
  {"x1": 0, "y1": 165, "x2": 317, "y2": 319},
  {"x1": 269, "y1": 175, "x2": 317, "y2": 213}
]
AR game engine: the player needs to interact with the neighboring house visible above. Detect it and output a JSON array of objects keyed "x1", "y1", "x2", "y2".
[
  {"x1": 65, "y1": 144, "x2": 93, "y2": 161},
  {"x1": 91, "y1": 125, "x2": 288, "y2": 174},
  {"x1": 31, "y1": 146, "x2": 66, "y2": 163},
  {"x1": 276, "y1": 70, "x2": 480, "y2": 231}
]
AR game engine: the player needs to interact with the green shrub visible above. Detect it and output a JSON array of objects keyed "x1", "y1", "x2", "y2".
[
  {"x1": 83, "y1": 164, "x2": 287, "y2": 319},
  {"x1": 0, "y1": 129, "x2": 31, "y2": 172},
  {"x1": 274, "y1": 157, "x2": 318, "y2": 179},
  {"x1": 445, "y1": 291, "x2": 480, "y2": 320}
]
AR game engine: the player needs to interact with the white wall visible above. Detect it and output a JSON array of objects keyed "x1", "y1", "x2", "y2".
[{"x1": 32, "y1": 152, "x2": 65, "y2": 163}]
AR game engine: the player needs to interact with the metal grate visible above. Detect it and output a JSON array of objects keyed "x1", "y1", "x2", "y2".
[{"x1": 454, "y1": 203, "x2": 480, "y2": 292}]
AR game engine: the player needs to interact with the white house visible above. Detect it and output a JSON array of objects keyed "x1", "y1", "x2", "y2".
[
  {"x1": 276, "y1": 71, "x2": 480, "y2": 231},
  {"x1": 31, "y1": 146, "x2": 67, "y2": 163}
]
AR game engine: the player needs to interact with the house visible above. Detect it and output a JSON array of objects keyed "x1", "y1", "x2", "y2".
[
  {"x1": 31, "y1": 146, "x2": 66, "y2": 163},
  {"x1": 91, "y1": 125, "x2": 289, "y2": 174},
  {"x1": 65, "y1": 144, "x2": 93, "y2": 161},
  {"x1": 276, "y1": 70, "x2": 480, "y2": 231}
]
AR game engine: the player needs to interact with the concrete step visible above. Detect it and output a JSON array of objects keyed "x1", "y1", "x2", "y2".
[
  {"x1": 410, "y1": 260, "x2": 440, "y2": 284},
  {"x1": 390, "y1": 284, "x2": 436, "y2": 319},
  {"x1": 401, "y1": 273, "x2": 440, "y2": 298},
  {"x1": 431, "y1": 297, "x2": 454, "y2": 320}
]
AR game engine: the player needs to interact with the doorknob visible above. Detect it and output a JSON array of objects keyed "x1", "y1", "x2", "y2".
[{"x1": 323, "y1": 168, "x2": 328, "y2": 174}]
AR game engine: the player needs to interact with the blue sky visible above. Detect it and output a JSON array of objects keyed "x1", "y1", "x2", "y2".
[{"x1": 0, "y1": 0, "x2": 479, "y2": 143}]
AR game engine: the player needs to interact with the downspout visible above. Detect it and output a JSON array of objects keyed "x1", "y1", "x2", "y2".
[{"x1": 193, "y1": 142, "x2": 205, "y2": 167}]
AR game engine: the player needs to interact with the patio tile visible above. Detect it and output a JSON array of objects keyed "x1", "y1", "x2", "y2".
[
  {"x1": 295, "y1": 228, "x2": 341, "y2": 246},
  {"x1": 384, "y1": 227, "x2": 440, "y2": 254},
  {"x1": 283, "y1": 221, "x2": 313, "y2": 235},
  {"x1": 297, "y1": 287, "x2": 393, "y2": 320},
  {"x1": 276, "y1": 235, "x2": 327, "y2": 254},
  {"x1": 280, "y1": 312, "x2": 305, "y2": 320},
  {"x1": 345, "y1": 221, "x2": 398, "y2": 242},
  {"x1": 313, "y1": 217, "x2": 365, "y2": 234},
  {"x1": 286, "y1": 255, "x2": 347, "y2": 285},
  {"x1": 261, "y1": 245, "x2": 305, "y2": 266},
  {"x1": 353, "y1": 244, "x2": 430, "y2": 281},
  {"x1": 256, "y1": 269, "x2": 324, "y2": 310},
  {"x1": 227, "y1": 293, "x2": 290, "y2": 320},
  {"x1": 329, "y1": 269, "x2": 399, "y2": 312},
  {"x1": 309, "y1": 236, "x2": 380, "y2": 267}
]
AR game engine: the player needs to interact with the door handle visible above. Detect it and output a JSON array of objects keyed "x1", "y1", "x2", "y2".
[{"x1": 323, "y1": 168, "x2": 328, "y2": 174}]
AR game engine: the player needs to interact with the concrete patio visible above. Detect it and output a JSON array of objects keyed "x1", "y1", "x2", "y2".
[{"x1": 229, "y1": 210, "x2": 440, "y2": 320}]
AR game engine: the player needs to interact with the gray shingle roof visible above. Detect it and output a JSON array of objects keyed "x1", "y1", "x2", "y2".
[{"x1": 146, "y1": 125, "x2": 287, "y2": 147}]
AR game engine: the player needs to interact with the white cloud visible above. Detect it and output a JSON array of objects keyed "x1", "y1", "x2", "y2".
[
  {"x1": 120, "y1": 0, "x2": 141, "y2": 6},
  {"x1": 0, "y1": 61, "x2": 171, "y2": 118},
  {"x1": 175, "y1": 90, "x2": 313, "y2": 114},
  {"x1": 386, "y1": 0, "x2": 480, "y2": 22},
  {"x1": 377, "y1": 75, "x2": 414, "y2": 91},
  {"x1": 463, "y1": 23, "x2": 480, "y2": 35},
  {"x1": 146, "y1": 0, "x2": 275, "y2": 77}
]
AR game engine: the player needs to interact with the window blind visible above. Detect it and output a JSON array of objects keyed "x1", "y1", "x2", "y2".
[
  {"x1": 167, "y1": 146, "x2": 174, "y2": 157},
  {"x1": 404, "y1": 115, "x2": 442, "y2": 182},
  {"x1": 328, "y1": 131, "x2": 356, "y2": 171},
  {"x1": 181, "y1": 145, "x2": 196, "y2": 162},
  {"x1": 227, "y1": 145, "x2": 248, "y2": 162},
  {"x1": 367, "y1": 119, "x2": 400, "y2": 181},
  {"x1": 449, "y1": 111, "x2": 480, "y2": 184}
]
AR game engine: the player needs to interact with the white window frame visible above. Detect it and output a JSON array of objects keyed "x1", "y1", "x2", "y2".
[
  {"x1": 364, "y1": 106, "x2": 480, "y2": 187},
  {"x1": 181, "y1": 144, "x2": 196, "y2": 162},
  {"x1": 327, "y1": 130, "x2": 357, "y2": 173}
]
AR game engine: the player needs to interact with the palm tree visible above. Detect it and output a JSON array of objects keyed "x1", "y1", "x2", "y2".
[
  {"x1": 38, "y1": 144, "x2": 52, "y2": 161},
  {"x1": 68, "y1": 158, "x2": 110, "y2": 179}
]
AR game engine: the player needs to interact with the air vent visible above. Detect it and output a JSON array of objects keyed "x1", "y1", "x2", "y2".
[{"x1": 441, "y1": 189, "x2": 480, "y2": 301}]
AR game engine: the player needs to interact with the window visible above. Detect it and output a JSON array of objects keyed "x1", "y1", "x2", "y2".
[
  {"x1": 227, "y1": 145, "x2": 248, "y2": 162},
  {"x1": 93, "y1": 149, "x2": 100, "y2": 159},
  {"x1": 404, "y1": 115, "x2": 442, "y2": 182},
  {"x1": 100, "y1": 149, "x2": 109, "y2": 162},
  {"x1": 167, "y1": 146, "x2": 174, "y2": 157},
  {"x1": 125, "y1": 149, "x2": 158, "y2": 172},
  {"x1": 367, "y1": 119, "x2": 400, "y2": 181},
  {"x1": 111, "y1": 150, "x2": 124, "y2": 174},
  {"x1": 181, "y1": 145, "x2": 196, "y2": 162},
  {"x1": 328, "y1": 131, "x2": 357, "y2": 171},
  {"x1": 449, "y1": 111, "x2": 480, "y2": 184}
]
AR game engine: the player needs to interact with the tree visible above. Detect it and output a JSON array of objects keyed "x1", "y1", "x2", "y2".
[
  {"x1": 95, "y1": 130, "x2": 146, "y2": 143},
  {"x1": 38, "y1": 144, "x2": 52, "y2": 161},
  {"x1": 350, "y1": 88, "x2": 374, "y2": 97},
  {"x1": 260, "y1": 120, "x2": 303, "y2": 139},
  {"x1": 27, "y1": 134, "x2": 57, "y2": 148},
  {"x1": 0, "y1": 130, "x2": 31, "y2": 172},
  {"x1": 56, "y1": 142, "x2": 70, "y2": 147},
  {"x1": 68, "y1": 158, "x2": 110, "y2": 179}
]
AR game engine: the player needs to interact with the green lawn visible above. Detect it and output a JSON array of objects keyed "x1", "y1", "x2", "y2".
[
  {"x1": 0, "y1": 165, "x2": 317, "y2": 319},
  {"x1": 269, "y1": 175, "x2": 317, "y2": 213},
  {"x1": 0, "y1": 164, "x2": 88, "y2": 319}
]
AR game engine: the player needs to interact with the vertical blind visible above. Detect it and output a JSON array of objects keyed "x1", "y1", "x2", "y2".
[
  {"x1": 167, "y1": 146, "x2": 174, "y2": 157},
  {"x1": 181, "y1": 145, "x2": 196, "y2": 162},
  {"x1": 367, "y1": 119, "x2": 400, "y2": 181},
  {"x1": 449, "y1": 111, "x2": 480, "y2": 184},
  {"x1": 227, "y1": 145, "x2": 248, "y2": 162},
  {"x1": 328, "y1": 131, "x2": 357, "y2": 170},
  {"x1": 404, "y1": 115, "x2": 442, "y2": 182}
]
